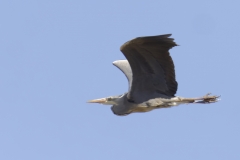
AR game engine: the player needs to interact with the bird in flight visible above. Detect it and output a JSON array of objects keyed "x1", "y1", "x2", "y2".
[{"x1": 88, "y1": 34, "x2": 219, "y2": 116}]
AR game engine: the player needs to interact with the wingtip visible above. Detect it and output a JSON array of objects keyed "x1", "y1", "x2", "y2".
[
  {"x1": 112, "y1": 60, "x2": 127, "y2": 65},
  {"x1": 112, "y1": 60, "x2": 118, "y2": 65},
  {"x1": 161, "y1": 34, "x2": 172, "y2": 37}
]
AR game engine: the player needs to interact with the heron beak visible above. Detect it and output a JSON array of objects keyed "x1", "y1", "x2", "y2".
[{"x1": 87, "y1": 98, "x2": 107, "y2": 104}]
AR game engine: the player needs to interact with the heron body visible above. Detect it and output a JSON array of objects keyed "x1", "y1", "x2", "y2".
[{"x1": 88, "y1": 34, "x2": 219, "y2": 116}]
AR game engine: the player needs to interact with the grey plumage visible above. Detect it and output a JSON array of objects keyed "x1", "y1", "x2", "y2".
[
  {"x1": 120, "y1": 34, "x2": 177, "y2": 103},
  {"x1": 88, "y1": 34, "x2": 219, "y2": 116}
]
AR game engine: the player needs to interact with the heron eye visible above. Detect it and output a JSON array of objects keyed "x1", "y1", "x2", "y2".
[{"x1": 107, "y1": 97, "x2": 112, "y2": 101}]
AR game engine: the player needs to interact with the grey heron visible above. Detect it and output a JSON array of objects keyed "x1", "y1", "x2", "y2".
[{"x1": 88, "y1": 34, "x2": 219, "y2": 116}]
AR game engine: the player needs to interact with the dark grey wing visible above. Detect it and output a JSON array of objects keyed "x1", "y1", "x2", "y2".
[
  {"x1": 113, "y1": 60, "x2": 132, "y2": 90},
  {"x1": 120, "y1": 34, "x2": 178, "y2": 103}
]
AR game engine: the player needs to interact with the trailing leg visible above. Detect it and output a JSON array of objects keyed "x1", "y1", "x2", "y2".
[{"x1": 176, "y1": 93, "x2": 220, "y2": 104}]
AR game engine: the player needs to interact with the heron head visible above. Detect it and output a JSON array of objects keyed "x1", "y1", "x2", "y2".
[{"x1": 87, "y1": 95, "x2": 122, "y2": 105}]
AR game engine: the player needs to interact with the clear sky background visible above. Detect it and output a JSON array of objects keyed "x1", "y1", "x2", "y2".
[{"x1": 0, "y1": 0, "x2": 239, "y2": 160}]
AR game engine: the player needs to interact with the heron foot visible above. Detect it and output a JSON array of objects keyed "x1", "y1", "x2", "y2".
[{"x1": 195, "y1": 93, "x2": 220, "y2": 104}]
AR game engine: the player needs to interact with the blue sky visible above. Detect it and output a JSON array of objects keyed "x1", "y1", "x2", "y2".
[{"x1": 0, "y1": 0, "x2": 239, "y2": 159}]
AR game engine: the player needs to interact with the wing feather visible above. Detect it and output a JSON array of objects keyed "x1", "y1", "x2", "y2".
[
  {"x1": 112, "y1": 60, "x2": 133, "y2": 90},
  {"x1": 120, "y1": 34, "x2": 178, "y2": 103}
]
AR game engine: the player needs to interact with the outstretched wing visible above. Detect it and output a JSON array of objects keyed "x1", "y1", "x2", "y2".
[
  {"x1": 112, "y1": 60, "x2": 132, "y2": 90},
  {"x1": 120, "y1": 34, "x2": 178, "y2": 103}
]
